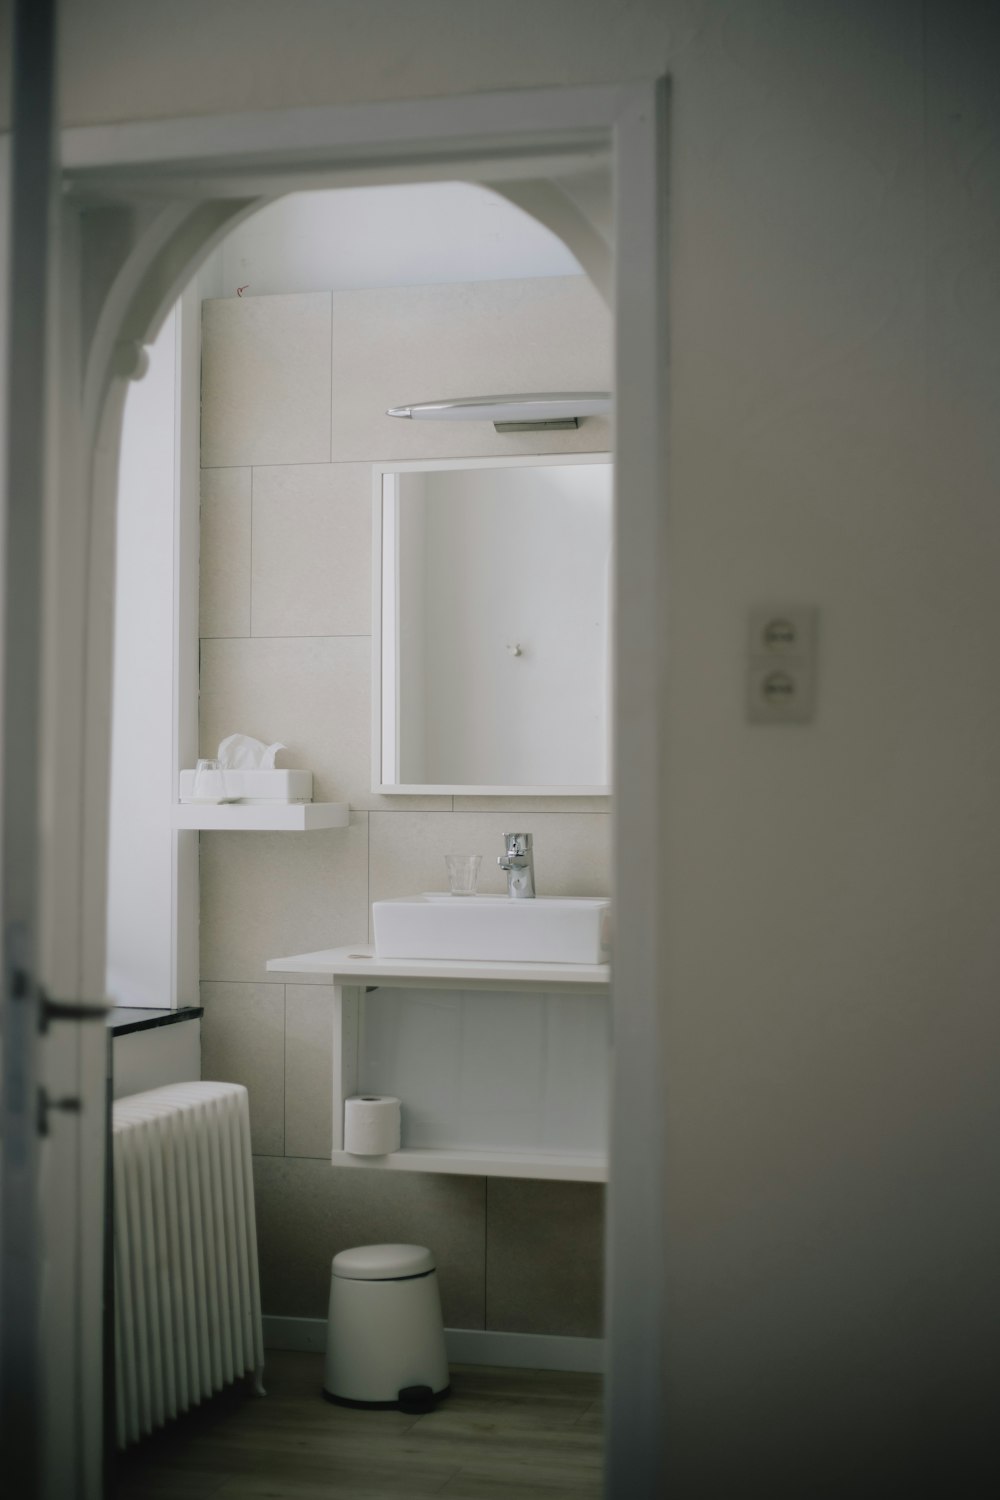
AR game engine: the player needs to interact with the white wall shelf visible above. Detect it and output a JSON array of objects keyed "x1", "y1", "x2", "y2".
[
  {"x1": 330, "y1": 1146, "x2": 606, "y2": 1182},
  {"x1": 173, "y1": 802, "x2": 350, "y2": 831},
  {"x1": 267, "y1": 944, "x2": 611, "y2": 1182}
]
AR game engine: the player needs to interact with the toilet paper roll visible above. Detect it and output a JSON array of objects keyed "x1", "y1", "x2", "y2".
[{"x1": 344, "y1": 1095, "x2": 401, "y2": 1156}]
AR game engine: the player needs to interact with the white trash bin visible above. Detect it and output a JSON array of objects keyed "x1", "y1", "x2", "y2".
[{"x1": 323, "y1": 1243, "x2": 450, "y2": 1410}]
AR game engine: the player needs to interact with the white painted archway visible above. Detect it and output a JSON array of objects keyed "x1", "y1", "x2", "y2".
[{"x1": 56, "y1": 81, "x2": 668, "y2": 1497}]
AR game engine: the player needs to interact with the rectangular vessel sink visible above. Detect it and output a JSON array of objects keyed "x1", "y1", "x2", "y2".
[{"x1": 372, "y1": 893, "x2": 611, "y2": 966}]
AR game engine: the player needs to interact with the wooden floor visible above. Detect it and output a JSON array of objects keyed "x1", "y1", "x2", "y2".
[{"x1": 113, "y1": 1351, "x2": 603, "y2": 1499}]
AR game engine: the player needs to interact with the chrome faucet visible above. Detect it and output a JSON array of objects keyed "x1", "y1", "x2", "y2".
[{"x1": 498, "y1": 832, "x2": 535, "y2": 899}]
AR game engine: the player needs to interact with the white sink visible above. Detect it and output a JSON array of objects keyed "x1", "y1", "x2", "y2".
[{"x1": 372, "y1": 893, "x2": 611, "y2": 966}]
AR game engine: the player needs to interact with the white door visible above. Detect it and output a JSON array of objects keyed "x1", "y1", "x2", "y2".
[{"x1": 1, "y1": 3, "x2": 108, "y2": 1495}]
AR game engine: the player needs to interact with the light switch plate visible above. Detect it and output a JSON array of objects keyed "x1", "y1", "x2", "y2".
[{"x1": 747, "y1": 606, "x2": 818, "y2": 723}]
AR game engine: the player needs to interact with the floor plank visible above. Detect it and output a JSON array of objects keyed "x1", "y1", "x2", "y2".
[{"x1": 114, "y1": 1352, "x2": 604, "y2": 1500}]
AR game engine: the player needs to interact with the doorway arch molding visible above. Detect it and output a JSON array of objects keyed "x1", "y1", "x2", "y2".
[
  {"x1": 77, "y1": 174, "x2": 612, "y2": 444},
  {"x1": 60, "y1": 80, "x2": 669, "y2": 1497},
  {"x1": 78, "y1": 198, "x2": 257, "y2": 436}
]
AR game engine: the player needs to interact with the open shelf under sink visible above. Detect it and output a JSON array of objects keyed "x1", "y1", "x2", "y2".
[{"x1": 267, "y1": 944, "x2": 611, "y2": 1181}]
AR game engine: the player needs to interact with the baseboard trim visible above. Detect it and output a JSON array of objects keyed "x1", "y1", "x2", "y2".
[
  {"x1": 263, "y1": 1315, "x2": 327, "y2": 1352},
  {"x1": 262, "y1": 1315, "x2": 605, "y2": 1374},
  {"x1": 444, "y1": 1328, "x2": 604, "y2": 1374}
]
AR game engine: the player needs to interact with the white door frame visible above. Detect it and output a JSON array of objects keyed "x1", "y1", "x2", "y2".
[
  {"x1": 58, "y1": 79, "x2": 669, "y2": 1495},
  {"x1": 1, "y1": 3, "x2": 58, "y2": 1494}
]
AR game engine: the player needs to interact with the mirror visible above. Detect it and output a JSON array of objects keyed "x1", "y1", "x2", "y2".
[{"x1": 373, "y1": 454, "x2": 612, "y2": 795}]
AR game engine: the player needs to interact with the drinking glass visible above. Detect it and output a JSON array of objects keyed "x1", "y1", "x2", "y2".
[
  {"x1": 193, "y1": 757, "x2": 227, "y2": 803},
  {"x1": 445, "y1": 854, "x2": 481, "y2": 896}
]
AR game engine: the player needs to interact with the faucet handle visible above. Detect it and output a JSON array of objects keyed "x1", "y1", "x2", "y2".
[{"x1": 502, "y1": 832, "x2": 532, "y2": 856}]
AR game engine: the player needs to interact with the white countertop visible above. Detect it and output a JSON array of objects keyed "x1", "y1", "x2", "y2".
[{"x1": 266, "y1": 943, "x2": 611, "y2": 990}]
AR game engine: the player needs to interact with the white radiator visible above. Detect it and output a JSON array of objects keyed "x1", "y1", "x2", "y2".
[{"x1": 112, "y1": 1081, "x2": 265, "y2": 1448}]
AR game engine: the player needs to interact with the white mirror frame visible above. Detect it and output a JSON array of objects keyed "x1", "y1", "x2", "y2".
[{"x1": 371, "y1": 452, "x2": 612, "y2": 797}]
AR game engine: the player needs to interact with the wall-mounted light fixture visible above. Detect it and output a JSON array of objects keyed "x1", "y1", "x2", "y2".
[{"x1": 386, "y1": 392, "x2": 611, "y2": 433}]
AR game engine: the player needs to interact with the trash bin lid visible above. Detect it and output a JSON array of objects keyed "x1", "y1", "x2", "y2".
[{"x1": 332, "y1": 1243, "x2": 436, "y2": 1281}]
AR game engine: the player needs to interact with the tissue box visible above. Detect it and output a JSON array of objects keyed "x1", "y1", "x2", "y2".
[{"x1": 179, "y1": 769, "x2": 313, "y2": 803}]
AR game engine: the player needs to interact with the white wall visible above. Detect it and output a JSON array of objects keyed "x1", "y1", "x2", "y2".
[
  {"x1": 53, "y1": 0, "x2": 1000, "y2": 1490},
  {"x1": 105, "y1": 309, "x2": 177, "y2": 1009},
  {"x1": 0, "y1": 134, "x2": 8, "y2": 786},
  {"x1": 56, "y1": 0, "x2": 677, "y2": 124},
  {"x1": 217, "y1": 184, "x2": 580, "y2": 298}
]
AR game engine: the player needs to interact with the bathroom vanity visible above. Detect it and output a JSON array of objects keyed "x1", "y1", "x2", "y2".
[{"x1": 266, "y1": 944, "x2": 610, "y2": 1182}]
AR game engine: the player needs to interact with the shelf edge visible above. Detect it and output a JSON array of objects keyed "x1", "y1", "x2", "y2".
[
  {"x1": 172, "y1": 802, "x2": 350, "y2": 831},
  {"x1": 330, "y1": 1147, "x2": 607, "y2": 1182}
]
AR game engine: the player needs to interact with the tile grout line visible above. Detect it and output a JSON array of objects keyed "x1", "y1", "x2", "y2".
[
  {"x1": 281, "y1": 983, "x2": 287, "y2": 1158},
  {"x1": 202, "y1": 459, "x2": 378, "y2": 471},
  {"x1": 204, "y1": 454, "x2": 595, "y2": 471},
  {"x1": 199, "y1": 633, "x2": 373, "y2": 641},
  {"x1": 367, "y1": 807, "x2": 608, "y2": 815},
  {"x1": 248, "y1": 465, "x2": 254, "y2": 638},
  {"x1": 328, "y1": 292, "x2": 334, "y2": 464},
  {"x1": 483, "y1": 1176, "x2": 490, "y2": 1334}
]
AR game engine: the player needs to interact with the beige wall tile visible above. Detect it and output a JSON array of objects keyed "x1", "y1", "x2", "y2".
[
  {"x1": 202, "y1": 294, "x2": 331, "y2": 467},
  {"x1": 251, "y1": 462, "x2": 371, "y2": 638},
  {"x1": 486, "y1": 1180, "x2": 604, "y2": 1337},
  {"x1": 200, "y1": 635, "x2": 361, "y2": 804},
  {"x1": 200, "y1": 818, "x2": 369, "y2": 983},
  {"x1": 201, "y1": 981, "x2": 285, "y2": 1156},
  {"x1": 253, "y1": 1155, "x2": 486, "y2": 1327},
  {"x1": 285, "y1": 984, "x2": 335, "y2": 1158},
  {"x1": 455, "y1": 796, "x2": 611, "y2": 814},
  {"x1": 200, "y1": 467, "x2": 251, "y2": 637},
  {"x1": 329, "y1": 278, "x2": 611, "y2": 462},
  {"x1": 199, "y1": 635, "x2": 449, "y2": 810},
  {"x1": 370, "y1": 810, "x2": 611, "y2": 902}
]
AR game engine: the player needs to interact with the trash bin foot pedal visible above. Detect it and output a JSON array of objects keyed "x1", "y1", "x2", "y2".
[{"x1": 322, "y1": 1383, "x2": 449, "y2": 1412}]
